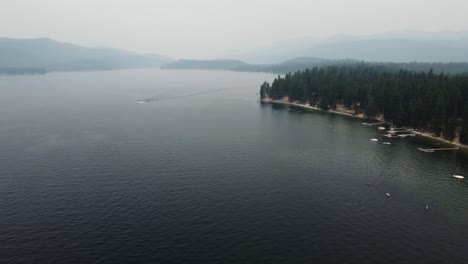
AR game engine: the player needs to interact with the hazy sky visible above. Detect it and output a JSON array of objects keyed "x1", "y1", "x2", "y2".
[{"x1": 1, "y1": 0, "x2": 467, "y2": 58}]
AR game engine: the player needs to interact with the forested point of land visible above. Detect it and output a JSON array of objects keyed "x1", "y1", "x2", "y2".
[{"x1": 259, "y1": 64, "x2": 468, "y2": 144}]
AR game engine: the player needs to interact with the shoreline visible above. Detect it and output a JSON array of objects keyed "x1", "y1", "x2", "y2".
[
  {"x1": 261, "y1": 98, "x2": 372, "y2": 120},
  {"x1": 260, "y1": 98, "x2": 468, "y2": 151}
]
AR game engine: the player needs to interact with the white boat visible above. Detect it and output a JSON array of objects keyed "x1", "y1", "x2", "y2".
[
  {"x1": 383, "y1": 142, "x2": 391, "y2": 145},
  {"x1": 371, "y1": 138, "x2": 378, "y2": 142},
  {"x1": 453, "y1": 175, "x2": 464, "y2": 179},
  {"x1": 425, "y1": 204, "x2": 429, "y2": 210},
  {"x1": 386, "y1": 192, "x2": 391, "y2": 197},
  {"x1": 378, "y1": 127, "x2": 386, "y2": 130}
]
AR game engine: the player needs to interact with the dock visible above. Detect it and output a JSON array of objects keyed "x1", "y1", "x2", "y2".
[{"x1": 417, "y1": 147, "x2": 459, "y2": 153}]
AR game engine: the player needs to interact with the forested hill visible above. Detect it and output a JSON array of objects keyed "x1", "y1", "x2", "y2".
[
  {"x1": 232, "y1": 57, "x2": 358, "y2": 73},
  {"x1": 259, "y1": 64, "x2": 468, "y2": 144}
]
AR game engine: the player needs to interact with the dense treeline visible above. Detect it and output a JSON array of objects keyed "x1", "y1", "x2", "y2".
[
  {"x1": 242, "y1": 60, "x2": 468, "y2": 75},
  {"x1": 384, "y1": 62, "x2": 468, "y2": 75},
  {"x1": 259, "y1": 64, "x2": 468, "y2": 144}
]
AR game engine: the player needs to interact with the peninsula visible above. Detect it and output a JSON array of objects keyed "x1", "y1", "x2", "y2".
[{"x1": 259, "y1": 64, "x2": 468, "y2": 149}]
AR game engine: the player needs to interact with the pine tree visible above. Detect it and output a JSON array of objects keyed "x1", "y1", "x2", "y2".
[
  {"x1": 460, "y1": 104, "x2": 468, "y2": 144},
  {"x1": 365, "y1": 97, "x2": 378, "y2": 118},
  {"x1": 431, "y1": 92, "x2": 446, "y2": 137},
  {"x1": 259, "y1": 81, "x2": 270, "y2": 99},
  {"x1": 319, "y1": 97, "x2": 329, "y2": 110},
  {"x1": 444, "y1": 118, "x2": 457, "y2": 141},
  {"x1": 460, "y1": 126, "x2": 468, "y2": 144}
]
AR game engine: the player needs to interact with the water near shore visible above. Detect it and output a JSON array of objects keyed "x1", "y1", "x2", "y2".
[
  {"x1": 0, "y1": 69, "x2": 467, "y2": 263},
  {"x1": 262, "y1": 98, "x2": 468, "y2": 150}
]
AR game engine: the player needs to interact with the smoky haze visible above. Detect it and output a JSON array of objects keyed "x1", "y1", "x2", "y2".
[{"x1": 1, "y1": 0, "x2": 468, "y2": 59}]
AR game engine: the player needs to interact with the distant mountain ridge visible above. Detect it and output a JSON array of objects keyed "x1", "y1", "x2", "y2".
[
  {"x1": 0, "y1": 37, "x2": 172, "y2": 72},
  {"x1": 5, "y1": 32, "x2": 468, "y2": 74},
  {"x1": 230, "y1": 30, "x2": 468, "y2": 64}
]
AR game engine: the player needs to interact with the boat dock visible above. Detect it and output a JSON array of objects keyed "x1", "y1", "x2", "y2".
[{"x1": 417, "y1": 147, "x2": 460, "y2": 153}]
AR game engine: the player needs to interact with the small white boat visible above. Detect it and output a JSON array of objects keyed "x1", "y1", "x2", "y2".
[
  {"x1": 378, "y1": 127, "x2": 386, "y2": 130},
  {"x1": 452, "y1": 163, "x2": 464, "y2": 179},
  {"x1": 371, "y1": 138, "x2": 378, "y2": 142},
  {"x1": 386, "y1": 192, "x2": 391, "y2": 197},
  {"x1": 425, "y1": 204, "x2": 429, "y2": 210},
  {"x1": 383, "y1": 142, "x2": 391, "y2": 145}
]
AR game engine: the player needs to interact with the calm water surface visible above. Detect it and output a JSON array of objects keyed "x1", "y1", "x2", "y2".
[{"x1": 0, "y1": 69, "x2": 467, "y2": 263}]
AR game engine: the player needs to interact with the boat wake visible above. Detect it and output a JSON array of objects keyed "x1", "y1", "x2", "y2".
[{"x1": 137, "y1": 88, "x2": 230, "y2": 104}]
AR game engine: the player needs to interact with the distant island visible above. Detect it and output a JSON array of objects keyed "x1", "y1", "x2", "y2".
[
  {"x1": 0, "y1": 37, "x2": 173, "y2": 73},
  {"x1": 161, "y1": 59, "x2": 248, "y2": 70},
  {"x1": 161, "y1": 57, "x2": 355, "y2": 73},
  {"x1": 0, "y1": 67, "x2": 46, "y2": 75},
  {"x1": 259, "y1": 64, "x2": 468, "y2": 148}
]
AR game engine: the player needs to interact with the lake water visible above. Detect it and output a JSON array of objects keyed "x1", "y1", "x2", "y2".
[{"x1": 1, "y1": 69, "x2": 467, "y2": 263}]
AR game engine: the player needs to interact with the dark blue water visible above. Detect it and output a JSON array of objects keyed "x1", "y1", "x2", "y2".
[{"x1": 1, "y1": 69, "x2": 467, "y2": 263}]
